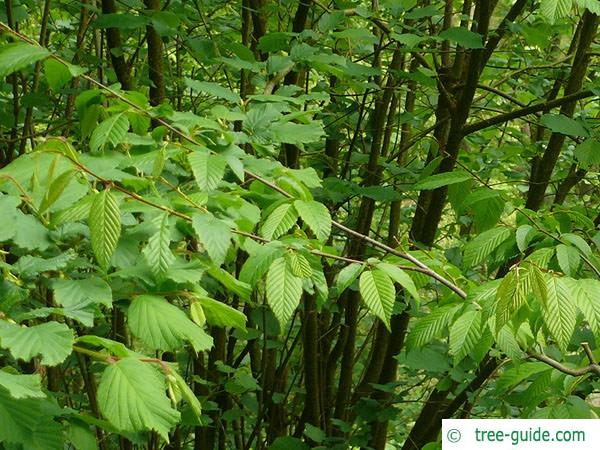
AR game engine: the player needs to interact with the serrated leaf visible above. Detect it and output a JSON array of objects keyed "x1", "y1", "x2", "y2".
[
  {"x1": 89, "y1": 113, "x2": 129, "y2": 152},
  {"x1": 406, "y1": 304, "x2": 460, "y2": 349},
  {"x1": 286, "y1": 251, "x2": 312, "y2": 278},
  {"x1": 170, "y1": 369, "x2": 202, "y2": 422},
  {"x1": 293, "y1": 200, "x2": 331, "y2": 241},
  {"x1": 143, "y1": 213, "x2": 175, "y2": 277},
  {"x1": 573, "y1": 139, "x2": 600, "y2": 168},
  {"x1": 239, "y1": 242, "x2": 286, "y2": 285},
  {"x1": 449, "y1": 310, "x2": 483, "y2": 362},
  {"x1": 359, "y1": 269, "x2": 395, "y2": 329},
  {"x1": 191, "y1": 213, "x2": 232, "y2": 266},
  {"x1": 0, "y1": 43, "x2": 49, "y2": 78},
  {"x1": 541, "y1": 113, "x2": 587, "y2": 137},
  {"x1": 260, "y1": 203, "x2": 298, "y2": 240},
  {"x1": 195, "y1": 296, "x2": 247, "y2": 331},
  {"x1": 98, "y1": 357, "x2": 180, "y2": 440},
  {"x1": 411, "y1": 171, "x2": 471, "y2": 191},
  {"x1": 185, "y1": 79, "x2": 241, "y2": 103},
  {"x1": 516, "y1": 225, "x2": 535, "y2": 252},
  {"x1": 0, "y1": 321, "x2": 73, "y2": 366},
  {"x1": 0, "y1": 372, "x2": 45, "y2": 399},
  {"x1": 540, "y1": 0, "x2": 572, "y2": 24},
  {"x1": 495, "y1": 325, "x2": 525, "y2": 361},
  {"x1": 576, "y1": 0, "x2": 600, "y2": 14},
  {"x1": 464, "y1": 226, "x2": 512, "y2": 266},
  {"x1": 333, "y1": 263, "x2": 365, "y2": 297},
  {"x1": 542, "y1": 275, "x2": 576, "y2": 351},
  {"x1": 52, "y1": 277, "x2": 112, "y2": 326},
  {"x1": 266, "y1": 257, "x2": 303, "y2": 327},
  {"x1": 188, "y1": 150, "x2": 227, "y2": 191},
  {"x1": 39, "y1": 170, "x2": 77, "y2": 214},
  {"x1": 555, "y1": 244, "x2": 580, "y2": 276},
  {"x1": 376, "y1": 262, "x2": 419, "y2": 301},
  {"x1": 128, "y1": 295, "x2": 213, "y2": 352},
  {"x1": 525, "y1": 263, "x2": 548, "y2": 307},
  {"x1": 575, "y1": 279, "x2": 600, "y2": 335},
  {"x1": 89, "y1": 190, "x2": 121, "y2": 269}
]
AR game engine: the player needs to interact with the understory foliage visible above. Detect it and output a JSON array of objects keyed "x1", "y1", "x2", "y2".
[{"x1": 0, "y1": 0, "x2": 600, "y2": 449}]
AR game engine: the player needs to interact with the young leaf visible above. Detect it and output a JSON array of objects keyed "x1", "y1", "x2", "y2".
[
  {"x1": 463, "y1": 226, "x2": 512, "y2": 266},
  {"x1": 293, "y1": 200, "x2": 331, "y2": 241},
  {"x1": 359, "y1": 268, "x2": 395, "y2": 330},
  {"x1": 89, "y1": 112, "x2": 129, "y2": 152},
  {"x1": 542, "y1": 275, "x2": 577, "y2": 351},
  {"x1": 128, "y1": 295, "x2": 213, "y2": 352},
  {"x1": 286, "y1": 251, "x2": 313, "y2": 278},
  {"x1": 98, "y1": 357, "x2": 180, "y2": 440},
  {"x1": 260, "y1": 203, "x2": 298, "y2": 240},
  {"x1": 0, "y1": 321, "x2": 73, "y2": 366},
  {"x1": 191, "y1": 213, "x2": 232, "y2": 266},
  {"x1": 495, "y1": 270, "x2": 527, "y2": 332},
  {"x1": 449, "y1": 310, "x2": 483, "y2": 363},
  {"x1": 143, "y1": 212, "x2": 175, "y2": 277},
  {"x1": 89, "y1": 190, "x2": 121, "y2": 270},
  {"x1": 188, "y1": 150, "x2": 227, "y2": 191},
  {"x1": 266, "y1": 257, "x2": 303, "y2": 327},
  {"x1": 0, "y1": 43, "x2": 49, "y2": 78},
  {"x1": 39, "y1": 170, "x2": 77, "y2": 214}
]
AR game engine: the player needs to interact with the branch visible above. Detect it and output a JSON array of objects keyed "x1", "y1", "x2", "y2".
[
  {"x1": 463, "y1": 89, "x2": 595, "y2": 136},
  {"x1": 528, "y1": 346, "x2": 600, "y2": 377}
]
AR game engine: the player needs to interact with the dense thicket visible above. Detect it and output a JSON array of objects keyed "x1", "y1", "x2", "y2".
[{"x1": 0, "y1": 0, "x2": 600, "y2": 449}]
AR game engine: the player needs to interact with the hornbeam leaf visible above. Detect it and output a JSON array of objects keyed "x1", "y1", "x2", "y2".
[
  {"x1": 89, "y1": 112, "x2": 129, "y2": 152},
  {"x1": 0, "y1": 321, "x2": 74, "y2": 366},
  {"x1": 0, "y1": 372, "x2": 45, "y2": 399},
  {"x1": 128, "y1": 295, "x2": 213, "y2": 352},
  {"x1": 89, "y1": 190, "x2": 121, "y2": 270},
  {"x1": 542, "y1": 275, "x2": 577, "y2": 351},
  {"x1": 98, "y1": 357, "x2": 180, "y2": 440},
  {"x1": 188, "y1": 150, "x2": 227, "y2": 191},
  {"x1": 464, "y1": 226, "x2": 512, "y2": 266},
  {"x1": 359, "y1": 268, "x2": 395, "y2": 329},
  {"x1": 449, "y1": 310, "x2": 483, "y2": 363},
  {"x1": 293, "y1": 200, "x2": 331, "y2": 241},
  {"x1": 0, "y1": 43, "x2": 49, "y2": 78},
  {"x1": 260, "y1": 203, "x2": 298, "y2": 240},
  {"x1": 143, "y1": 212, "x2": 175, "y2": 277},
  {"x1": 266, "y1": 257, "x2": 303, "y2": 327},
  {"x1": 191, "y1": 213, "x2": 232, "y2": 266}
]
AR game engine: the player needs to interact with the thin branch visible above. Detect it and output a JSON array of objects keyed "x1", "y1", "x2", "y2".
[{"x1": 528, "y1": 350, "x2": 600, "y2": 377}]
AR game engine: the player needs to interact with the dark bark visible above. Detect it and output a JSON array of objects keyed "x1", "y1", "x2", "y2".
[
  {"x1": 144, "y1": 0, "x2": 166, "y2": 106},
  {"x1": 101, "y1": 0, "x2": 132, "y2": 89}
]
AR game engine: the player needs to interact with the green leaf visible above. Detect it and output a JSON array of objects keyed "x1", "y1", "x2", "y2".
[
  {"x1": 260, "y1": 203, "x2": 298, "y2": 240},
  {"x1": 525, "y1": 263, "x2": 548, "y2": 307},
  {"x1": 191, "y1": 213, "x2": 232, "y2": 266},
  {"x1": 540, "y1": 0, "x2": 572, "y2": 24},
  {"x1": 555, "y1": 244, "x2": 580, "y2": 276},
  {"x1": 52, "y1": 277, "x2": 112, "y2": 326},
  {"x1": 463, "y1": 227, "x2": 512, "y2": 266},
  {"x1": 573, "y1": 139, "x2": 600, "y2": 168},
  {"x1": 449, "y1": 310, "x2": 483, "y2": 363},
  {"x1": 0, "y1": 371, "x2": 45, "y2": 399},
  {"x1": 170, "y1": 369, "x2": 202, "y2": 423},
  {"x1": 376, "y1": 262, "x2": 419, "y2": 301},
  {"x1": 542, "y1": 275, "x2": 577, "y2": 351},
  {"x1": 194, "y1": 297, "x2": 247, "y2": 331},
  {"x1": 438, "y1": 27, "x2": 483, "y2": 49},
  {"x1": 143, "y1": 213, "x2": 175, "y2": 278},
  {"x1": 0, "y1": 321, "x2": 73, "y2": 366},
  {"x1": 184, "y1": 79, "x2": 241, "y2": 103},
  {"x1": 98, "y1": 357, "x2": 180, "y2": 440},
  {"x1": 43, "y1": 58, "x2": 73, "y2": 91},
  {"x1": 239, "y1": 242, "x2": 286, "y2": 285},
  {"x1": 0, "y1": 43, "x2": 49, "y2": 78},
  {"x1": 89, "y1": 190, "x2": 121, "y2": 270},
  {"x1": 359, "y1": 268, "x2": 396, "y2": 329},
  {"x1": 293, "y1": 200, "x2": 331, "y2": 241},
  {"x1": 286, "y1": 251, "x2": 313, "y2": 278},
  {"x1": 576, "y1": 0, "x2": 600, "y2": 14},
  {"x1": 495, "y1": 270, "x2": 527, "y2": 332},
  {"x1": 188, "y1": 150, "x2": 227, "y2": 191},
  {"x1": 39, "y1": 169, "x2": 77, "y2": 214},
  {"x1": 411, "y1": 171, "x2": 471, "y2": 191},
  {"x1": 516, "y1": 224, "x2": 535, "y2": 252},
  {"x1": 128, "y1": 295, "x2": 213, "y2": 352},
  {"x1": 89, "y1": 113, "x2": 129, "y2": 152},
  {"x1": 333, "y1": 262, "x2": 365, "y2": 297},
  {"x1": 406, "y1": 304, "x2": 460, "y2": 349},
  {"x1": 266, "y1": 257, "x2": 303, "y2": 327},
  {"x1": 575, "y1": 279, "x2": 600, "y2": 334},
  {"x1": 540, "y1": 113, "x2": 588, "y2": 137},
  {"x1": 270, "y1": 122, "x2": 325, "y2": 145}
]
